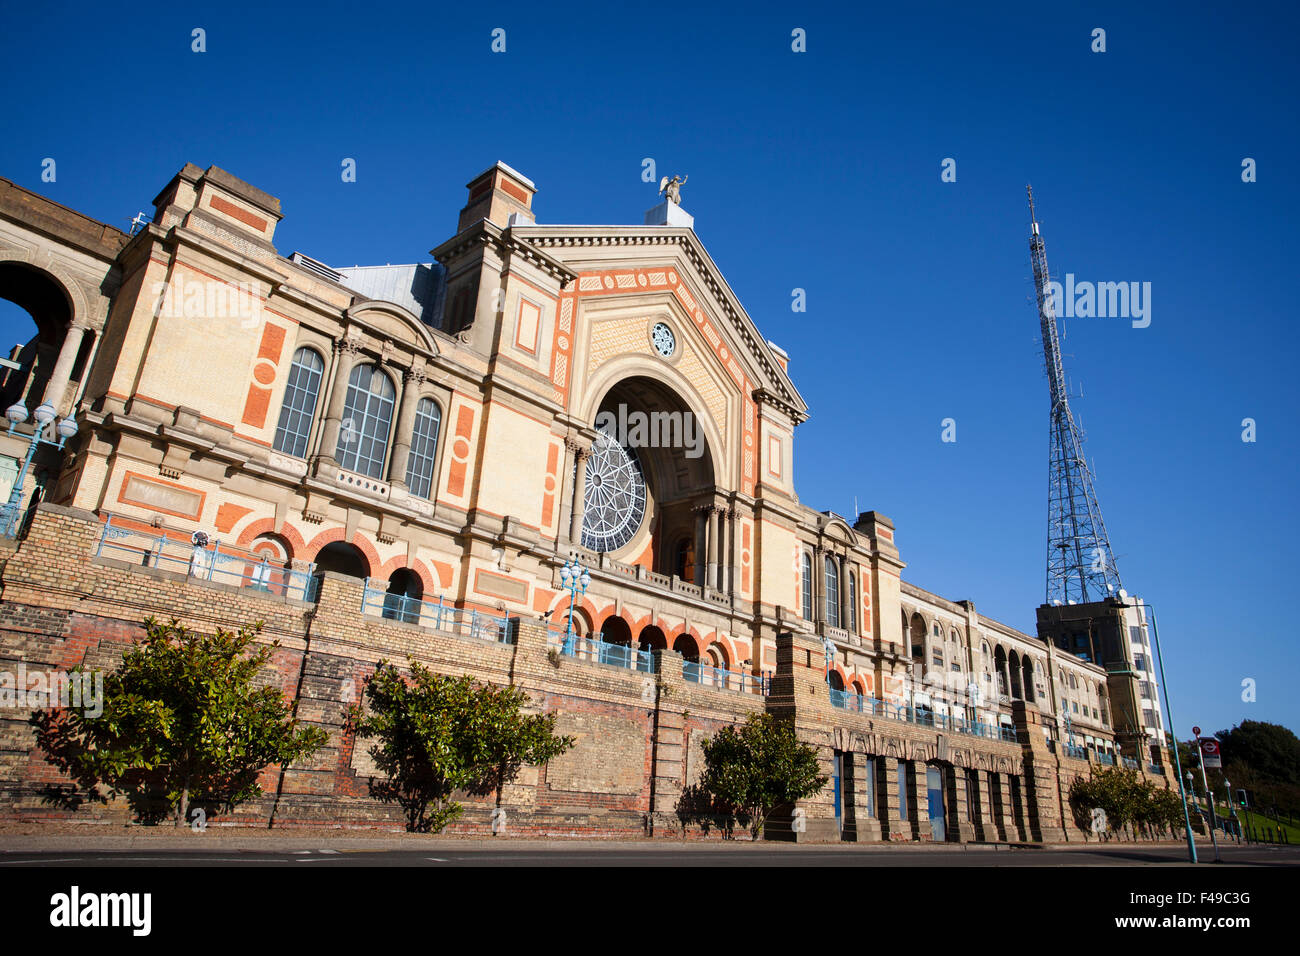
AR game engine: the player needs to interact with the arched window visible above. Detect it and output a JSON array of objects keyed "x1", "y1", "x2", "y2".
[
  {"x1": 801, "y1": 551, "x2": 813, "y2": 621},
  {"x1": 404, "y1": 397, "x2": 442, "y2": 498},
  {"x1": 336, "y1": 363, "x2": 395, "y2": 478},
  {"x1": 273, "y1": 347, "x2": 324, "y2": 457},
  {"x1": 824, "y1": 556, "x2": 840, "y2": 628},
  {"x1": 846, "y1": 571, "x2": 856, "y2": 632}
]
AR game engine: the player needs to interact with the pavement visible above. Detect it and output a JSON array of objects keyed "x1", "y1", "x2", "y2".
[{"x1": 0, "y1": 826, "x2": 1296, "y2": 866}]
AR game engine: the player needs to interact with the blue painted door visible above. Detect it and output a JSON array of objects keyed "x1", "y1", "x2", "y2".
[{"x1": 926, "y1": 766, "x2": 946, "y2": 841}]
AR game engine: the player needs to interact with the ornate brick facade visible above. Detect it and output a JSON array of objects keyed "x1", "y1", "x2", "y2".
[{"x1": 0, "y1": 163, "x2": 1171, "y2": 839}]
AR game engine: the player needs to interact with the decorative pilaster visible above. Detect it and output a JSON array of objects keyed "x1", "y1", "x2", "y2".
[
  {"x1": 878, "y1": 755, "x2": 905, "y2": 841},
  {"x1": 386, "y1": 366, "x2": 425, "y2": 489},
  {"x1": 316, "y1": 337, "x2": 362, "y2": 468},
  {"x1": 907, "y1": 761, "x2": 931, "y2": 841},
  {"x1": 838, "y1": 554, "x2": 850, "y2": 630}
]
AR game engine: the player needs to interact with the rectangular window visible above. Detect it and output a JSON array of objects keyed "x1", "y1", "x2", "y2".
[
  {"x1": 865, "y1": 757, "x2": 876, "y2": 819},
  {"x1": 897, "y1": 763, "x2": 909, "y2": 821}
]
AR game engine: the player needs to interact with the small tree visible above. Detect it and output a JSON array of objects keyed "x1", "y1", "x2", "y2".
[
  {"x1": 690, "y1": 713, "x2": 827, "y2": 839},
  {"x1": 31, "y1": 617, "x2": 327, "y2": 825},
  {"x1": 346, "y1": 659, "x2": 574, "y2": 833},
  {"x1": 1070, "y1": 765, "x2": 1175, "y2": 841}
]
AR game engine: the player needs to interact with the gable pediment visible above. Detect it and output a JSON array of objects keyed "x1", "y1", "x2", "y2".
[{"x1": 510, "y1": 225, "x2": 807, "y2": 423}]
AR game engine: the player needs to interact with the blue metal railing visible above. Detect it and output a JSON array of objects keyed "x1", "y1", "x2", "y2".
[
  {"x1": 1122, "y1": 757, "x2": 1140, "y2": 770},
  {"x1": 360, "y1": 579, "x2": 513, "y2": 644},
  {"x1": 829, "y1": 688, "x2": 872, "y2": 713},
  {"x1": 1064, "y1": 743, "x2": 1089, "y2": 760},
  {"x1": 825, "y1": 690, "x2": 1023, "y2": 744},
  {"x1": 94, "y1": 515, "x2": 318, "y2": 602},
  {"x1": 1097, "y1": 752, "x2": 1116, "y2": 766},
  {"x1": 555, "y1": 632, "x2": 655, "y2": 673},
  {"x1": 683, "y1": 660, "x2": 768, "y2": 695},
  {"x1": 1148, "y1": 763, "x2": 1165, "y2": 775}
]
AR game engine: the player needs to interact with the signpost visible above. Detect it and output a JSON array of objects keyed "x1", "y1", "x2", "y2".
[{"x1": 1193, "y1": 726, "x2": 1221, "y2": 862}]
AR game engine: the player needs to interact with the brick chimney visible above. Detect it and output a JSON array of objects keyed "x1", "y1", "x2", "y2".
[{"x1": 457, "y1": 161, "x2": 535, "y2": 232}]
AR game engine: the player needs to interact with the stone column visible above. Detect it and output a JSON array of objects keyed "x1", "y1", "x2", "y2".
[
  {"x1": 40, "y1": 322, "x2": 90, "y2": 415},
  {"x1": 317, "y1": 339, "x2": 361, "y2": 466},
  {"x1": 847, "y1": 753, "x2": 882, "y2": 842},
  {"x1": 706, "y1": 505, "x2": 720, "y2": 590},
  {"x1": 908, "y1": 762, "x2": 932, "y2": 841},
  {"x1": 386, "y1": 367, "x2": 424, "y2": 489},
  {"x1": 569, "y1": 445, "x2": 590, "y2": 545}
]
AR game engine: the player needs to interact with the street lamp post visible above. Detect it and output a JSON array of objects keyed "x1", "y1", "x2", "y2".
[
  {"x1": 1, "y1": 401, "x2": 77, "y2": 538},
  {"x1": 558, "y1": 559, "x2": 590, "y2": 655},
  {"x1": 1115, "y1": 593, "x2": 1197, "y2": 864}
]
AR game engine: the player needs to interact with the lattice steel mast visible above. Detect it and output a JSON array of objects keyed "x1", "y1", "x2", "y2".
[{"x1": 1028, "y1": 186, "x2": 1123, "y2": 604}]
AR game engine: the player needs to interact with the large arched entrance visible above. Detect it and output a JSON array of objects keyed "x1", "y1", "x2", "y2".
[
  {"x1": 0, "y1": 263, "x2": 87, "y2": 515},
  {"x1": 0, "y1": 262, "x2": 85, "y2": 414},
  {"x1": 579, "y1": 376, "x2": 717, "y2": 586}
]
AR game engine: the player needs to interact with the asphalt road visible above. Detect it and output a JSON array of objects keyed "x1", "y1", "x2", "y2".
[{"x1": 2, "y1": 842, "x2": 1297, "y2": 867}]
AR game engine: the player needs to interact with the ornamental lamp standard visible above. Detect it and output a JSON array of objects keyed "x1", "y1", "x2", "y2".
[
  {"x1": 1, "y1": 401, "x2": 77, "y2": 538},
  {"x1": 559, "y1": 559, "x2": 590, "y2": 655}
]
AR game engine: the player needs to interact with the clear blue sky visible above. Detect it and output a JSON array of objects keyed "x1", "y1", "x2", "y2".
[{"x1": 2, "y1": 1, "x2": 1296, "y2": 741}]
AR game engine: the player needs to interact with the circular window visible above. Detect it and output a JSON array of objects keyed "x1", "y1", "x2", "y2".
[
  {"x1": 651, "y1": 322, "x2": 675, "y2": 357},
  {"x1": 581, "y1": 432, "x2": 646, "y2": 553}
]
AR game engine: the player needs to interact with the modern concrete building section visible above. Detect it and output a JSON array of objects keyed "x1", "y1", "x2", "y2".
[{"x1": 0, "y1": 162, "x2": 1173, "y2": 839}]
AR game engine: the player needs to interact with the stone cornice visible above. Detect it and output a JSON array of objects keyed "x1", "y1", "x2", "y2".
[{"x1": 431, "y1": 220, "x2": 577, "y2": 288}]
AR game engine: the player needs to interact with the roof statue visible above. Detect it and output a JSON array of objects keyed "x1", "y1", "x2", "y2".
[{"x1": 658, "y1": 174, "x2": 687, "y2": 205}]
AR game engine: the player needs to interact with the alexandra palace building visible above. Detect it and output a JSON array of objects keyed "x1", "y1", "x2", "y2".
[{"x1": 0, "y1": 162, "x2": 1170, "y2": 840}]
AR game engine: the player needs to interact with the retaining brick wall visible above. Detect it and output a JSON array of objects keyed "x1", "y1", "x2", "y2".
[{"x1": 0, "y1": 504, "x2": 1175, "y2": 842}]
